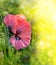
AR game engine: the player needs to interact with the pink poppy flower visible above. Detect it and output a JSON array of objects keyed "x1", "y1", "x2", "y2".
[
  {"x1": 10, "y1": 14, "x2": 31, "y2": 50},
  {"x1": 4, "y1": 14, "x2": 31, "y2": 50}
]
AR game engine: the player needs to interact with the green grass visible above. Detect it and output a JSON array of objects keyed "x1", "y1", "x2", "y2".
[{"x1": 0, "y1": 0, "x2": 37, "y2": 65}]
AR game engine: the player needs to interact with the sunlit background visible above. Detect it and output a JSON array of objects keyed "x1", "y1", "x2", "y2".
[
  {"x1": 33, "y1": 0, "x2": 56, "y2": 65},
  {"x1": 0, "y1": 0, "x2": 56, "y2": 65}
]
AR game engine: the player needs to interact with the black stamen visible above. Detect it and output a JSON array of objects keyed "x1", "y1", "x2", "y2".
[{"x1": 15, "y1": 35, "x2": 21, "y2": 40}]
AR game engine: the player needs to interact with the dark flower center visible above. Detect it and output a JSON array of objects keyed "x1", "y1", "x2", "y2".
[
  {"x1": 15, "y1": 35, "x2": 21, "y2": 40},
  {"x1": 16, "y1": 30, "x2": 22, "y2": 34},
  {"x1": 15, "y1": 30, "x2": 21, "y2": 40}
]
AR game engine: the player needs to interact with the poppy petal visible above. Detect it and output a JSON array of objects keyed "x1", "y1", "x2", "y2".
[
  {"x1": 16, "y1": 14, "x2": 27, "y2": 30},
  {"x1": 4, "y1": 14, "x2": 17, "y2": 34},
  {"x1": 21, "y1": 37, "x2": 31, "y2": 47},
  {"x1": 9, "y1": 35, "x2": 26, "y2": 50},
  {"x1": 17, "y1": 22, "x2": 31, "y2": 39},
  {"x1": 9, "y1": 35, "x2": 16, "y2": 47},
  {"x1": 16, "y1": 14, "x2": 26, "y2": 23},
  {"x1": 4, "y1": 14, "x2": 17, "y2": 27}
]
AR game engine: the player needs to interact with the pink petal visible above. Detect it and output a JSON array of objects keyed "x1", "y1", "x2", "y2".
[
  {"x1": 21, "y1": 37, "x2": 31, "y2": 47},
  {"x1": 18, "y1": 22, "x2": 31, "y2": 39},
  {"x1": 9, "y1": 35, "x2": 26, "y2": 50},
  {"x1": 16, "y1": 40, "x2": 26, "y2": 50},
  {"x1": 4, "y1": 14, "x2": 17, "y2": 34},
  {"x1": 12, "y1": 25, "x2": 17, "y2": 34},
  {"x1": 4, "y1": 14, "x2": 16, "y2": 27},
  {"x1": 15, "y1": 39, "x2": 30, "y2": 50},
  {"x1": 16, "y1": 14, "x2": 28, "y2": 30},
  {"x1": 9, "y1": 35, "x2": 16, "y2": 47},
  {"x1": 16, "y1": 14, "x2": 26, "y2": 23}
]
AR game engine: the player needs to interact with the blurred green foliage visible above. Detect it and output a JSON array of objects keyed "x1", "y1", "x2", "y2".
[{"x1": 0, "y1": 0, "x2": 37, "y2": 65}]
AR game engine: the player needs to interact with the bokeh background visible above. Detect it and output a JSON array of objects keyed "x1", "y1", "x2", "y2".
[{"x1": 0, "y1": 0, "x2": 56, "y2": 65}]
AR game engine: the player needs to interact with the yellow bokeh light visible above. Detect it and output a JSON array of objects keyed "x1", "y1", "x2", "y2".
[{"x1": 34, "y1": 0, "x2": 56, "y2": 64}]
